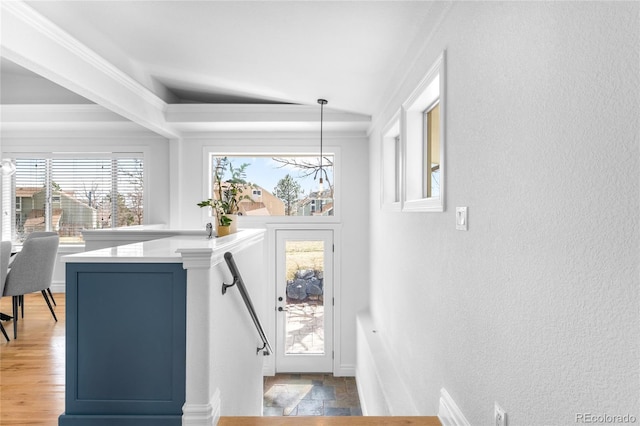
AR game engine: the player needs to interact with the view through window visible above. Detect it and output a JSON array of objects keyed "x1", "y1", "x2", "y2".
[
  {"x1": 5, "y1": 155, "x2": 143, "y2": 243},
  {"x1": 425, "y1": 102, "x2": 441, "y2": 199},
  {"x1": 208, "y1": 155, "x2": 334, "y2": 217}
]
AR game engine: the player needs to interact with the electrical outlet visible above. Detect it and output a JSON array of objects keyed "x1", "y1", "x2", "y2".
[{"x1": 494, "y1": 403, "x2": 507, "y2": 426}]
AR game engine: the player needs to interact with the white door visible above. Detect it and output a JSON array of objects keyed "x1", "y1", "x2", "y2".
[{"x1": 275, "y1": 229, "x2": 333, "y2": 373}]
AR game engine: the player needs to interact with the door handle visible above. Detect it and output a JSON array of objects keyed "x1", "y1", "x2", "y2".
[{"x1": 278, "y1": 306, "x2": 288, "y2": 312}]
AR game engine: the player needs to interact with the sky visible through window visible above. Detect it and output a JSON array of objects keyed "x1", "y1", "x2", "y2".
[{"x1": 216, "y1": 155, "x2": 333, "y2": 196}]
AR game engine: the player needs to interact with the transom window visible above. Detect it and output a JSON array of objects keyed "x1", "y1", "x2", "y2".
[{"x1": 206, "y1": 154, "x2": 335, "y2": 218}]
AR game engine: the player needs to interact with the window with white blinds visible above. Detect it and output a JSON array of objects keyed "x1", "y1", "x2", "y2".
[{"x1": 5, "y1": 154, "x2": 144, "y2": 243}]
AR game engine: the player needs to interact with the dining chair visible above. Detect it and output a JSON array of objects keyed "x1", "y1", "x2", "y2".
[
  {"x1": 0, "y1": 241, "x2": 11, "y2": 341},
  {"x1": 24, "y1": 232, "x2": 59, "y2": 306},
  {"x1": 3, "y1": 235, "x2": 59, "y2": 339}
]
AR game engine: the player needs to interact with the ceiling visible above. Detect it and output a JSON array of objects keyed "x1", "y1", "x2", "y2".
[{"x1": 3, "y1": 1, "x2": 436, "y2": 117}]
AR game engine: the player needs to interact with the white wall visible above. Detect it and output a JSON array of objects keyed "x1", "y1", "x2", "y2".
[
  {"x1": 366, "y1": 2, "x2": 639, "y2": 424},
  {"x1": 0, "y1": 125, "x2": 369, "y2": 375},
  {"x1": 210, "y1": 237, "x2": 266, "y2": 415},
  {"x1": 175, "y1": 132, "x2": 370, "y2": 374}
]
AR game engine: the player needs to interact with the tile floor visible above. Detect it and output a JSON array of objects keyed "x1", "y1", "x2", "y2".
[{"x1": 264, "y1": 374, "x2": 362, "y2": 416}]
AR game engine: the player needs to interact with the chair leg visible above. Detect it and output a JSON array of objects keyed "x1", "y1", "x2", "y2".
[
  {"x1": 47, "y1": 288, "x2": 57, "y2": 306},
  {"x1": 41, "y1": 290, "x2": 57, "y2": 322},
  {"x1": 20, "y1": 295, "x2": 24, "y2": 318},
  {"x1": 12, "y1": 296, "x2": 18, "y2": 340},
  {"x1": 0, "y1": 322, "x2": 9, "y2": 342}
]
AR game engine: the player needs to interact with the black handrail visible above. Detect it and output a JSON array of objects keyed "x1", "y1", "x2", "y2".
[{"x1": 222, "y1": 252, "x2": 273, "y2": 356}]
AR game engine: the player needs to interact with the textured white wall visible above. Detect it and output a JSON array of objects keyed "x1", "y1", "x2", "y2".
[{"x1": 367, "y1": 2, "x2": 639, "y2": 424}]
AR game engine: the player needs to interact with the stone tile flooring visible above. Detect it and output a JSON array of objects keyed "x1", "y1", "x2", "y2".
[{"x1": 264, "y1": 374, "x2": 362, "y2": 416}]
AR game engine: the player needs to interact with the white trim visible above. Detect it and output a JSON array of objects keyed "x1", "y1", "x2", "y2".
[
  {"x1": 380, "y1": 109, "x2": 402, "y2": 212},
  {"x1": 1, "y1": 1, "x2": 176, "y2": 139},
  {"x1": 264, "y1": 223, "x2": 343, "y2": 376},
  {"x1": 401, "y1": 50, "x2": 446, "y2": 213},
  {"x1": 1, "y1": 3, "x2": 166, "y2": 111},
  {"x1": 438, "y1": 388, "x2": 471, "y2": 426},
  {"x1": 372, "y1": 2, "x2": 453, "y2": 135},
  {"x1": 334, "y1": 364, "x2": 356, "y2": 377},
  {"x1": 169, "y1": 139, "x2": 183, "y2": 229},
  {"x1": 4, "y1": 149, "x2": 150, "y2": 245},
  {"x1": 355, "y1": 374, "x2": 370, "y2": 416},
  {"x1": 166, "y1": 104, "x2": 370, "y2": 133},
  {"x1": 1, "y1": 104, "x2": 136, "y2": 124},
  {"x1": 274, "y1": 229, "x2": 334, "y2": 373},
  {"x1": 182, "y1": 388, "x2": 221, "y2": 426},
  {"x1": 201, "y1": 145, "x2": 342, "y2": 225},
  {"x1": 331, "y1": 225, "x2": 343, "y2": 376}
]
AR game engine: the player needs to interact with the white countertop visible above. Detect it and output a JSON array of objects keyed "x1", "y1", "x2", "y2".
[{"x1": 63, "y1": 229, "x2": 265, "y2": 264}]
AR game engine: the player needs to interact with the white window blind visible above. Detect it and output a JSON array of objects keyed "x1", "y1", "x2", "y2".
[{"x1": 6, "y1": 154, "x2": 143, "y2": 243}]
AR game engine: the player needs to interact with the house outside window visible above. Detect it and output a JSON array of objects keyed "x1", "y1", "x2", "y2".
[
  {"x1": 205, "y1": 155, "x2": 335, "y2": 218},
  {"x1": 3, "y1": 155, "x2": 144, "y2": 243}
]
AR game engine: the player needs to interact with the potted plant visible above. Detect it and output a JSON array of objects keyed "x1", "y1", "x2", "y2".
[{"x1": 198, "y1": 157, "x2": 251, "y2": 236}]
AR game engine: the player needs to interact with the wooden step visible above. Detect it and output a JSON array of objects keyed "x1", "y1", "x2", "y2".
[{"x1": 219, "y1": 416, "x2": 441, "y2": 425}]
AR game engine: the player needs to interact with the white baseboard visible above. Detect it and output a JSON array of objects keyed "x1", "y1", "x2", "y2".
[
  {"x1": 262, "y1": 363, "x2": 354, "y2": 377},
  {"x1": 50, "y1": 280, "x2": 66, "y2": 294},
  {"x1": 182, "y1": 388, "x2": 221, "y2": 426},
  {"x1": 354, "y1": 369, "x2": 371, "y2": 416},
  {"x1": 438, "y1": 388, "x2": 470, "y2": 426},
  {"x1": 334, "y1": 364, "x2": 355, "y2": 377}
]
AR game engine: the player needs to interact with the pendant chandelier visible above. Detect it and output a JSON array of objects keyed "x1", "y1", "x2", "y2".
[{"x1": 317, "y1": 98, "x2": 327, "y2": 191}]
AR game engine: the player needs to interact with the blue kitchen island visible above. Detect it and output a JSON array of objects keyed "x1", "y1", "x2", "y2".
[{"x1": 59, "y1": 229, "x2": 266, "y2": 426}]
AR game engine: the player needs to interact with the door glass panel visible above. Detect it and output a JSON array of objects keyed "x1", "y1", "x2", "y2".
[{"x1": 284, "y1": 240, "x2": 325, "y2": 355}]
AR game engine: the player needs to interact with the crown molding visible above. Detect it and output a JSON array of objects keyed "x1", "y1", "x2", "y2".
[
  {"x1": 165, "y1": 103, "x2": 371, "y2": 133},
  {"x1": 1, "y1": 1, "x2": 167, "y2": 112},
  {"x1": 1, "y1": 1, "x2": 177, "y2": 138}
]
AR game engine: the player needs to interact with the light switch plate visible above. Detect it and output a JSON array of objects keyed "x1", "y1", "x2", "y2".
[{"x1": 456, "y1": 207, "x2": 468, "y2": 231}]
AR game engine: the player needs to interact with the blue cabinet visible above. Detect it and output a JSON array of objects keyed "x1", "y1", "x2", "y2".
[{"x1": 59, "y1": 263, "x2": 186, "y2": 426}]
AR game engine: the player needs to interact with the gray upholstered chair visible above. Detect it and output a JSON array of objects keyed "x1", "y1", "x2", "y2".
[
  {"x1": 24, "y1": 232, "x2": 59, "y2": 306},
  {"x1": 1, "y1": 241, "x2": 12, "y2": 341},
  {"x1": 3, "y1": 235, "x2": 59, "y2": 339}
]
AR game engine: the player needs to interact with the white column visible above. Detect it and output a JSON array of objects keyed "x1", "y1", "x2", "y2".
[{"x1": 180, "y1": 249, "x2": 220, "y2": 426}]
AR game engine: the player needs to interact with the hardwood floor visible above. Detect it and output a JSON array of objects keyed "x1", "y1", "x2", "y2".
[{"x1": 0, "y1": 292, "x2": 65, "y2": 425}]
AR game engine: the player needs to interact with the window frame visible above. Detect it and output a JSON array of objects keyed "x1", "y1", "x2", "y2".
[
  {"x1": 380, "y1": 109, "x2": 402, "y2": 211},
  {"x1": 401, "y1": 50, "x2": 446, "y2": 213},
  {"x1": 1, "y1": 151, "x2": 146, "y2": 243},
  {"x1": 201, "y1": 145, "x2": 341, "y2": 226},
  {"x1": 423, "y1": 101, "x2": 441, "y2": 200}
]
